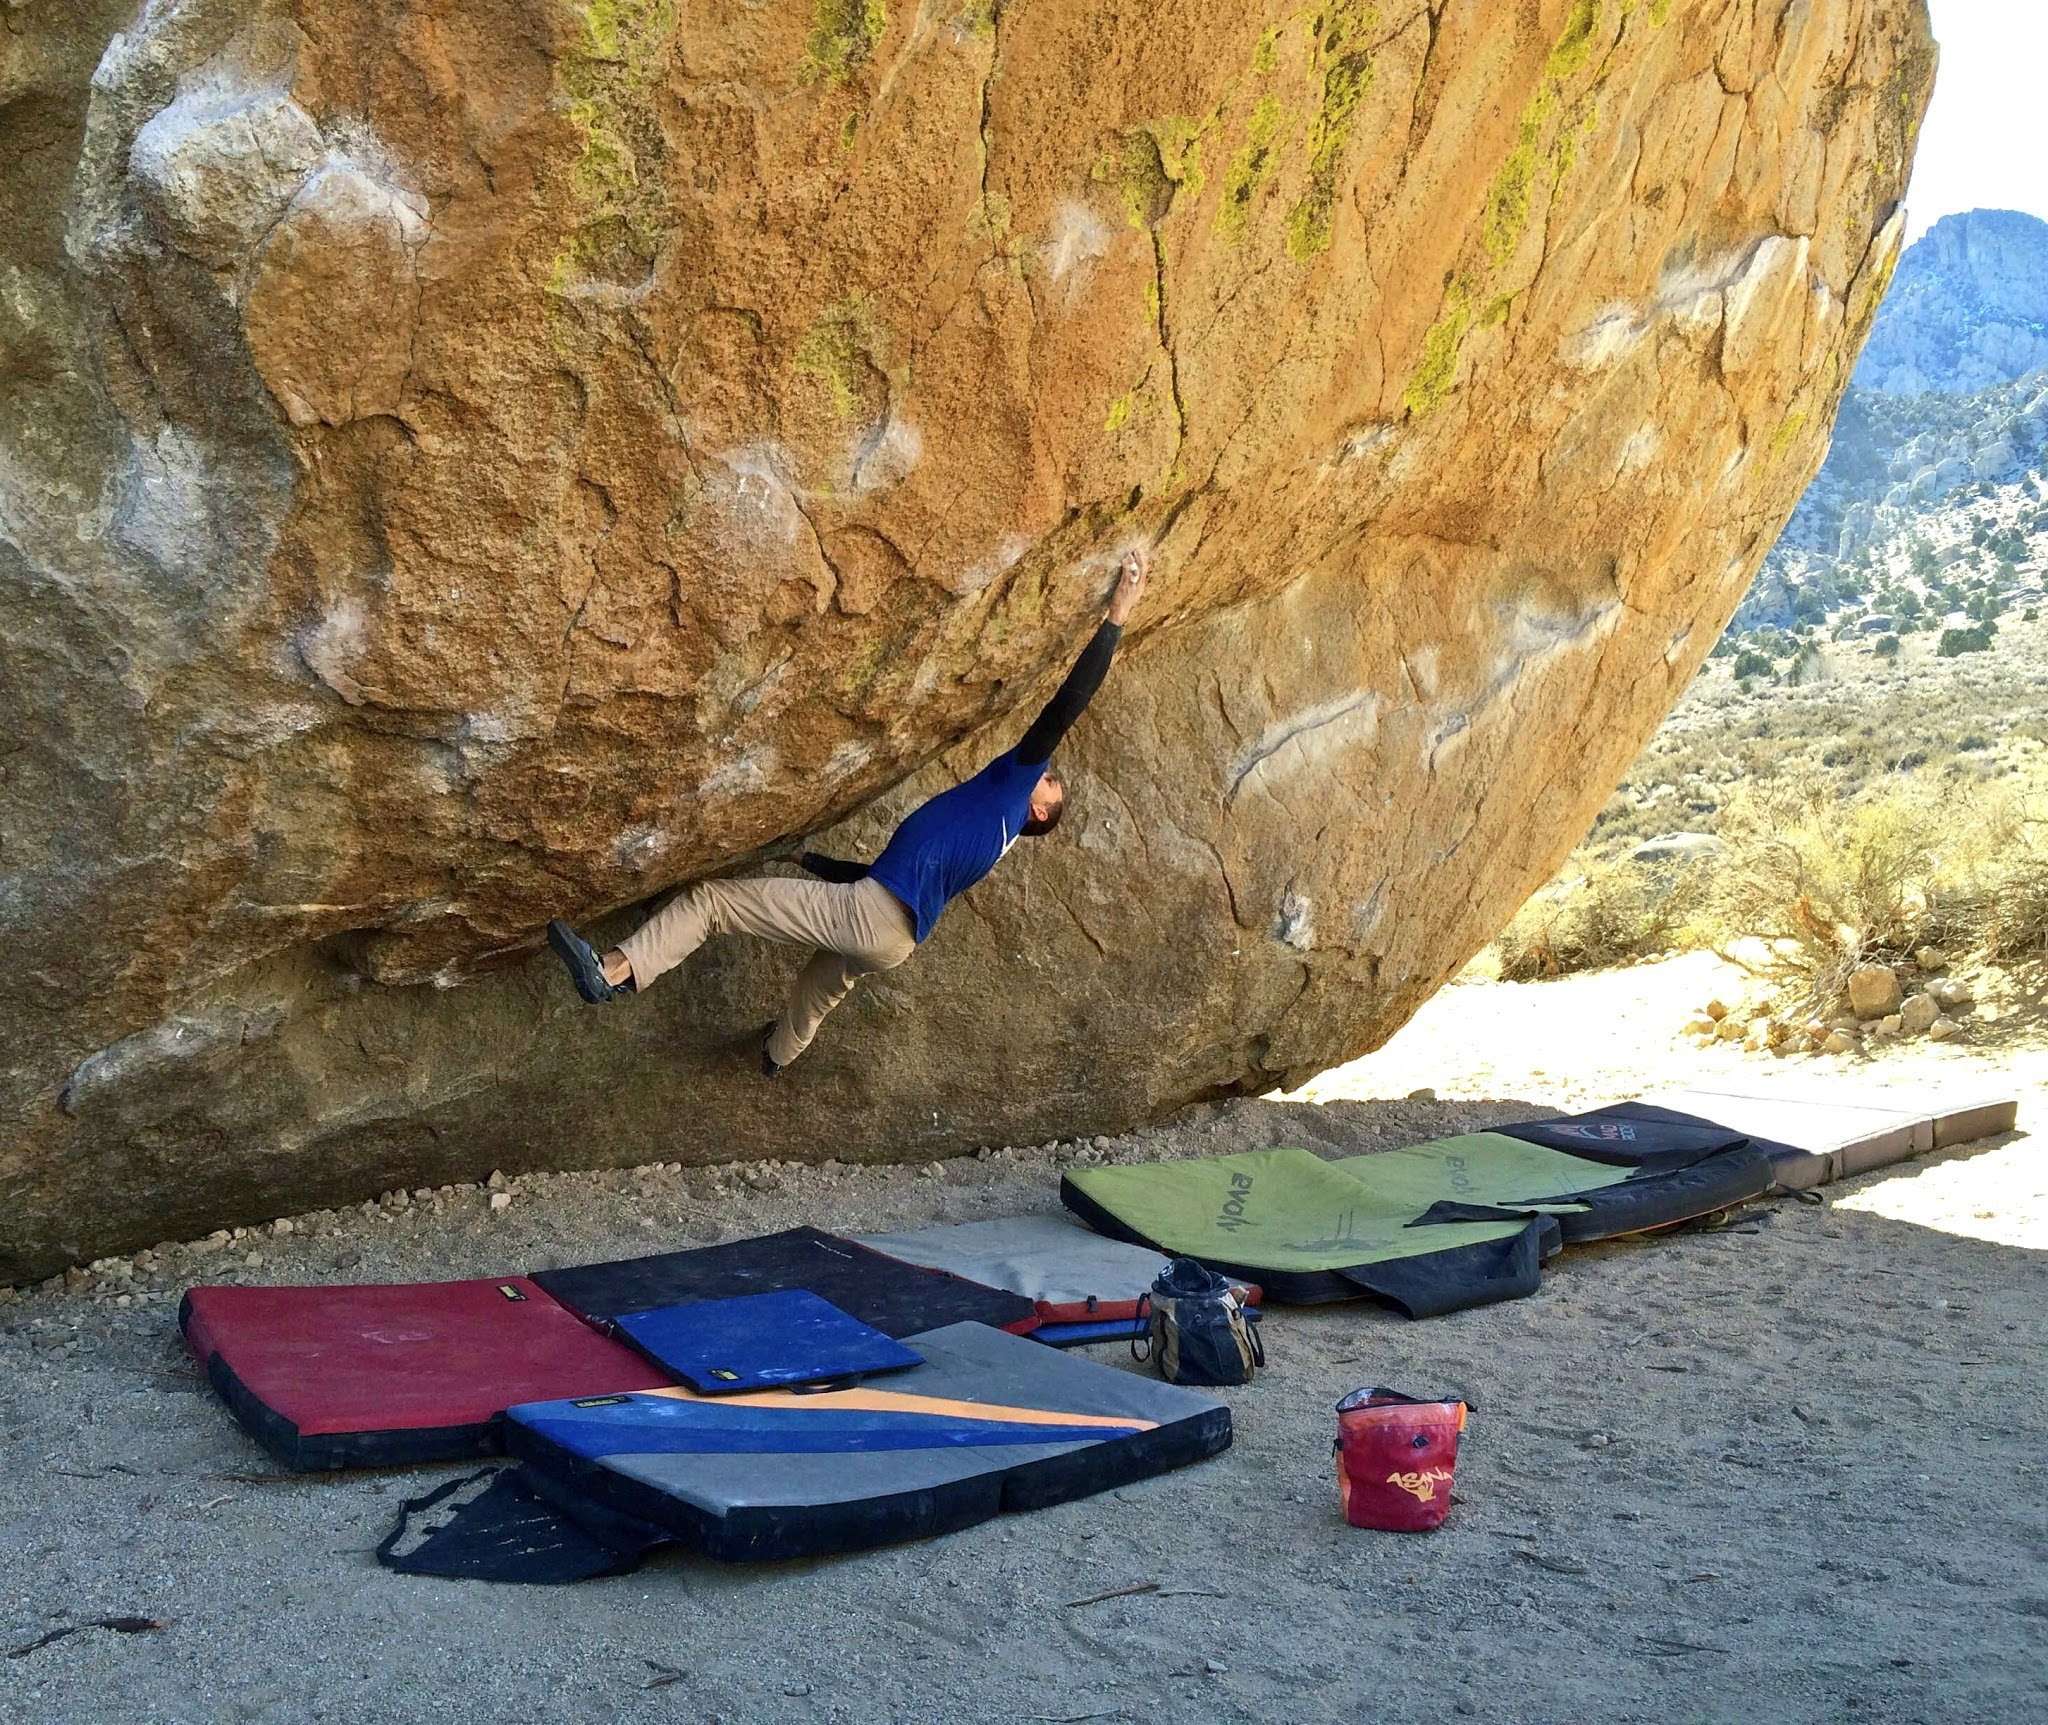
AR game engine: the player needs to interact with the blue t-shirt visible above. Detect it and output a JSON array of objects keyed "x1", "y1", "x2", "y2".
[{"x1": 868, "y1": 749, "x2": 1043, "y2": 941}]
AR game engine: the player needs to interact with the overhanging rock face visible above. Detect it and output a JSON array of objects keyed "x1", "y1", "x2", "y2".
[{"x1": 0, "y1": 0, "x2": 1933, "y2": 1279}]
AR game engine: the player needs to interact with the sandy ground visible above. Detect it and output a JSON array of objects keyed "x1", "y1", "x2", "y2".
[{"x1": 2, "y1": 956, "x2": 2043, "y2": 1725}]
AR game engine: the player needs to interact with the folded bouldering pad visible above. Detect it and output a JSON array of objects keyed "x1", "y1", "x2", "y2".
[
  {"x1": 1063, "y1": 1144, "x2": 1564, "y2": 1316},
  {"x1": 180, "y1": 1278, "x2": 674, "y2": 1471},
  {"x1": 494, "y1": 1321, "x2": 1230, "y2": 1564},
  {"x1": 612, "y1": 1290, "x2": 922, "y2": 1393},
  {"x1": 1620, "y1": 1087, "x2": 2015, "y2": 1189},
  {"x1": 1063, "y1": 1133, "x2": 1776, "y2": 1317},
  {"x1": 1337, "y1": 1132, "x2": 1775, "y2": 1245},
  {"x1": 1491, "y1": 1107, "x2": 1756, "y2": 1169},
  {"x1": 854, "y1": 1215, "x2": 1260, "y2": 1321},
  {"x1": 533, "y1": 1227, "x2": 1038, "y2": 1336}
]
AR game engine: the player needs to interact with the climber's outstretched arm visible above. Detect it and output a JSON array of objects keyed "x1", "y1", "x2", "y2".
[{"x1": 1014, "y1": 547, "x2": 1149, "y2": 766}]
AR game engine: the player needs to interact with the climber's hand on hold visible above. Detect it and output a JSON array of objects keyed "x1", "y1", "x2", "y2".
[{"x1": 1107, "y1": 546, "x2": 1149, "y2": 625}]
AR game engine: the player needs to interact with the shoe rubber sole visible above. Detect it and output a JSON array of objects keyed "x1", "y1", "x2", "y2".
[{"x1": 547, "y1": 919, "x2": 617, "y2": 1005}]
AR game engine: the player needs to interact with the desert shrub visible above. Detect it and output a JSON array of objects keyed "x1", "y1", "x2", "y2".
[
  {"x1": 1978, "y1": 851, "x2": 2048, "y2": 958},
  {"x1": 1934, "y1": 791, "x2": 2048, "y2": 960},
  {"x1": 1937, "y1": 624, "x2": 1995, "y2": 657},
  {"x1": 1493, "y1": 856, "x2": 1712, "y2": 981},
  {"x1": 1706, "y1": 783, "x2": 1946, "y2": 1011},
  {"x1": 1873, "y1": 633, "x2": 1900, "y2": 659},
  {"x1": 1733, "y1": 649, "x2": 1774, "y2": 679}
]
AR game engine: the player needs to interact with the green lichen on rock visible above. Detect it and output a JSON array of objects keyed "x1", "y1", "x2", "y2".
[
  {"x1": 802, "y1": 0, "x2": 888, "y2": 84},
  {"x1": 1648, "y1": 0, "x2": 1674, "y2": 25},
  {"x1": 795, "y1": 297, "x2": 884, "y2": 419},
  {"x1": 1553, "y1": 96, "x2": 1601, "y2": 180},
  {"x1": 956, "y1": 0, "x2": 997, "y2": 36},
  {"x1": 1251, "y1": 24, "x2": 1281, "y2": 74},
  {"x1": 970, "y1": 189, "x2": 1013, "y2": 245},
  {"x1": 576, "y1": 0, "x2": 675, "y2": 62},
  {"x1": 1482, "y1": 86, "x2": 1556, "y2": 267},
  {"x1": 1405, "y1": 3, "x2": 1620, "y2": 410},
  {"x1": 1768, "y1": 407, "x2": 1809, "y2": 461},
  {"x1": 1216, "y1": 94, "x2": 1287, "y2": 244},
  {"x1": 553, "y1": 1, "x2": 677, "y2": 291},
  {"x1": 1481, "y1": 1, "x2": 1615, "y2": 269},
  {"x1": 1104, "y1": 391, "x2": 1135, "y2": 433},
  {"x1": 1546, "y1": 0, "x2": 1603, "y2": 79},
  {"x1": 1286, "y1": 1, "x2": 1379, "y2": 260},
  {"x1": 1095, "y1": 131, "x2": 1176, "y2": 230},
  {"x1": 1402, "y1": 278, "x2": 1473, "y2": 417},
  {"x1": 1150, "y1": 115, "x2": 1211, "y2": 201}
]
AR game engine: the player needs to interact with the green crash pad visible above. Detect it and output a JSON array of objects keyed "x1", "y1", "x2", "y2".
[
  {"x1": 1062, "y1": 1133, "x2": 1771, "y2": 1318},
  {"x1": 1062, "y1": 1140, "x2": 1567, "y2": 1316}
]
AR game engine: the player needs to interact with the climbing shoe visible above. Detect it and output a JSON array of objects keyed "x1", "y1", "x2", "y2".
[
  {"x1": 547, "y1": 920, "x2": 622, "y2": 1005},
  {"x1": 759, "y1": 1024, "x2": 784, "y2": 1079}
]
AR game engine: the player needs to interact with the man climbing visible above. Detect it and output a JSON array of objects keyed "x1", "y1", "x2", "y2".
[{"x1": 546, "y1": 546, "x2": 1150, "y2": 1075}]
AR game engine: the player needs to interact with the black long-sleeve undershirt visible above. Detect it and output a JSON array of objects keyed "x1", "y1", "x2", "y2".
[
  {"x1": 1014, "y1": 618, "x2": 1123, "y2": 766},
  {"x1": 798, "y1": 617, "x2": 1122, "y2": 884},
  {"x1": 798, "y1": 851, "x2": 870, "y2": 882}
]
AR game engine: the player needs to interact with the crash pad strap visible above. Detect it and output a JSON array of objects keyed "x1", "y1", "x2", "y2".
[
  {"x1": 1335, "y1": 1217, "x2": 1559, "y2": 1319},
  {"x1": 377, "y1": 1467, "x2": 667, "y2": 1585}
]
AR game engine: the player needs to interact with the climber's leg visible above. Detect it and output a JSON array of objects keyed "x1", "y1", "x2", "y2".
[
  {"x1": 764, "y1": 880, "x2": 919, "y2": 1068},
  {"x1": 617, "y1": 875, "x2": 900, "y2": 994}
]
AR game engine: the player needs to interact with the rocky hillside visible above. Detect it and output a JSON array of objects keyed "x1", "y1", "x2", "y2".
[
  {"x1": 0, "y1": 0, "x2": 1932, "y2": 1280},
  {"x1": 1732, "y1": 212, "x2": 2048, "y2": 649},
  {"x1": 1852, "y1": 209, "x2": 2048, "y2": 395}
]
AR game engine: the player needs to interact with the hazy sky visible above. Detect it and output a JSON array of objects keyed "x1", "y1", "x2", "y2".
[{"x1": 1905, "y1": 1, "x2": 2048, "y2": 239}]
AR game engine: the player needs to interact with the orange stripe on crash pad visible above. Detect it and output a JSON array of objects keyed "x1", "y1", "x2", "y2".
[{"x1": 631, "y1": 1383, "x2": 1156, "y2": 1431}]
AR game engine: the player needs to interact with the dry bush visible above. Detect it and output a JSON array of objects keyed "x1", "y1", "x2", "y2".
[
  {"x1": 1710, "y1": 779, "x2": 2048, "y2": 1007},
  {"x1": 1493, "y1": 778, "x2": 2048, "y2": 994},
  {"x1": 1492, "y1": 609, "x2": 2048, "y2": 990},
  {"x1": 1494, "y1": 857, "x2": 1711, "y2": 981},
  {"x1": 1941, "y1": 791, "x2": 2048, "y2": 961},
  {"x1": 1978, "y1": 852, "x2": 2048, "y2": 958},
  {"x1": 1707, "y1": 782, "x2": 1946, "y2": 1010}
]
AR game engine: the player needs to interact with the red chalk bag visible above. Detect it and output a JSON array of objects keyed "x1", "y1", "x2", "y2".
[{"x1": 1334, "y1": 1386, "x2": 1470, "y2": 1532}]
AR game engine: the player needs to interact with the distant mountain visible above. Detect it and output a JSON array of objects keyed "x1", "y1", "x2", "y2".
[
  {"x1": 1730, "y1": 211, "x2": 2048, "y2": 647},
  {"x1": 1852, "y1": 209, "x2": 2048, "y2": 395},
  {"x1": 1771, "y1": 368, "x2": 2048, "y2": 564}
]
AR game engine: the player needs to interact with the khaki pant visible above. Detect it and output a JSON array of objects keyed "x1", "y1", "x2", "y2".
[{"x1": 619, "y1": 875, "x2": 917, "y2": 1066}]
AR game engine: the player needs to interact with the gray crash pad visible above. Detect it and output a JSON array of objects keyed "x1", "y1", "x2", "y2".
[
  {"x1": 500, "y1": 1320, "x2": 1231, "y2": 1562},
  {"x1": 855, "y1": 1216, "x2": 1256, "y2": 1321}
]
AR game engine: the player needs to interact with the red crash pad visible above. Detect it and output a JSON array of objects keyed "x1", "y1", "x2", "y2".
[{"x1": 180, "y1": 1277, "x2": 673, "y2": 1471}]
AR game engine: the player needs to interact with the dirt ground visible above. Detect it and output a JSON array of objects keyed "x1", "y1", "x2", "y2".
[{"x1": 2, "y1": 956, "x2": 2042, "y2": 1725}]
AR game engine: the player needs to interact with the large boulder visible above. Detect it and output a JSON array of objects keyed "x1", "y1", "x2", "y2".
[{"x1": 0, "y1": 0, "x2": 1934, "y2": 1280}]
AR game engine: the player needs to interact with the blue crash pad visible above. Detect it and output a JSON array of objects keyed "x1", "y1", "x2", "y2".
[{"x1": 611, "y1": 1290, "x2": 922, "y2": 1393}]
